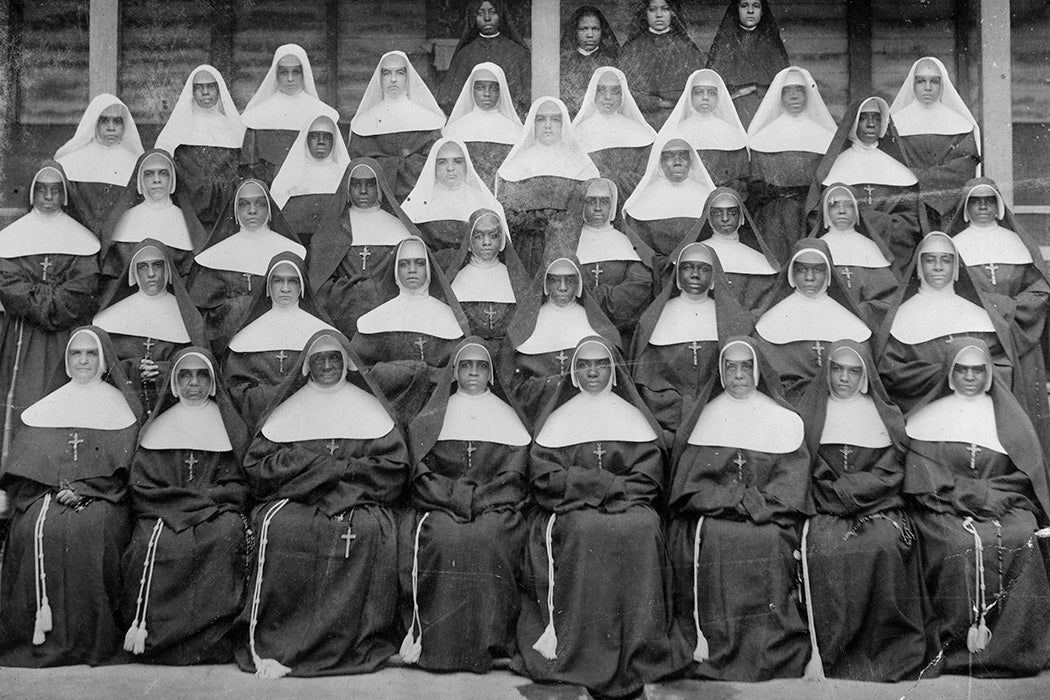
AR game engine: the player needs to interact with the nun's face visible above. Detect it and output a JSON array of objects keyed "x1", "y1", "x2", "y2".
[
  {"x1": 68, "y1": 334, "x2": 101, "y2": 385},
  {"x1": 576, "y1": 12, "x2": 602, "y2": 52},
  {"x1": 236, "y1": 184, "x2": 268, "y2": 230},
  {"x1": 269, "y1": 263, "x2": 302, "y2": 308},
  {"x1": 646, "y1": 0, "x2": 672, "y2": 32},
  {"x1": 677, "y1": 260, "x2": 712, "y2": 296},
  {"x1": 660, "y1": 147, "x2": 692, "y2": 183},
  {"x1": 349, "y1": 174, "x2": 380, "y2": 209},
  {"x1": 380, "y1": 54, "x2": 409, "y2": 99},
  {"x1": 690, "y1": 84, "x2": 719, "y2": 115},
  {"x1": 95, "y1": 104, "x2": 126, "y2": 146},
  {"x1": 913, "y1": 71, "x2": 943, "y2": 106},
  {"x1": 475, "y1": 1, "x2": 500, "y2": 36},
  {"x1": 136, "y1": 258, "x2": 168, "y2": 297},
  {"x1": 827, "y1": 193, "x2": 857, "y2": 230},
  {"x1": 792, "y1": 258, "x2": 828, "y2": 297},
  {"x1": 472, "y1": 79, "x2": 501, "y2": 111},
  {"x1": 307, "y1": 130, "x2": 334, "y2": 160},
  {"x1": 737, "y1": 0, "x2": 762, "y2": 28},
  {"x1": 435, "y1": 143, "x2": 467, "y2": 189},
  {"x1": 829, "y1": 358, "x2": 863, "y2": 399},
  {"x1": 32, "y1": 176, "x2": 64, "y2": 215},
  {"x1": 575, "y1": 356, "x2": 612, "y2": 395},
  {"x1": 397, "y1": 253, "x2": 428, "y2": 291},
  {"x1": 952, "y1": 360, "x2": 987, "y2": 398},
  {"x1": 534, "y1": 102, "x2": 563, "y2": 146},
  {"x1": 722, "y1": 354, "x2": 755, "y2": 399},
  {"x1": 176, "y1": 365, "x2": 213, "y2": 405},
  {"x1": 308, "y1": 351, "x2": 344, "y2": 387},
  {"x1": 920, "y1": 251, "x2": 954, "y2": 290},
  {"x1": 708, "y1": 203, "x2": 741, "y2": 236},
  {"x1": 141, "y1": 158, "x2": 172, "y2": 203},
  {"x1": 780, "y1": 85, "x2": 807, "y2": 115},
  {"x1": 583, "y1": 188, "x2": 613, "y2": 227},
  {"x1": 545, "y1": 271, "x2": 578, "y2": 307},
  {"x1": 594, "y1": 74, "x2": 623, "y2": 116},
  {"x1": 856, "y1": 110, "x2": 881, "y2": 146},
  {"x1": 192, "y1": 71, "x2": 220, "y2": 109},
  {"x1": 456, "y1": 358, "x2": 491, "y2": 395},
  {"x1": 470, "y1": 217, "x2": 503, "y2": 263},
  {"x1": 275, "y1": 56, "x2": 304, "y2": 96},
  {"x1": 966, "y1": 195, "x2": 998, "y2": 226}
]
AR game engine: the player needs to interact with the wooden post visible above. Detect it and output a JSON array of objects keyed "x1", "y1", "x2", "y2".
[
  {"x1": 846, "y1": 0, "x2": 873, "y2": 104},
  {"x1": 89, "y1": 0, "x2": 119, "y2": 98},
  {"x1": 531, "y1": 0, "x2": 560, "y2": 101},
  {"x1": 980, "y1": 0, "x2": 1013, "y2": 206}
]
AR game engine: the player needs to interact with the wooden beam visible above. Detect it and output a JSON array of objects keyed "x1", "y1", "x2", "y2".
[
  {"x1": 846, "y1": 0, "x2": 872, "y2": 102},
  {"x1": 531, "y1": 0, "x2": 559, "y2": 101},
  {"x1": 88, "y1": 0, "x2": 119, "y2": 97},
  {"x1": 980, "y1": 0, "x2": 1013, "y2": 205},
  {"x1": 326, "y1": 0, "x2": 340, "y2": 116},
  {"x1": 209, "y1": 0, "x2": 237, "y2": 81}
]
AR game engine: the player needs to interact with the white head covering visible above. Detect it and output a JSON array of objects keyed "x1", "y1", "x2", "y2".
[
  {"x1": 748, "y1": 66, "x2": 837, "y2": 154},
  {"x1": 155, "y1": 64, "x2": 246, "y2": 152},
  {"x1": 241, "y1": 44, "x2": 339, "y2": 130},
  {"x1": 819, "y1": 345, "x2": 892, "y2": 448},
  {"x1": 109, "y1": 151, "x2": 196, "y2": 250},
  {"x1": 575, "y1": 178, "x2": 640, "y2": 264},
  {"x1": 622, "y1": 132, "x2": 717, "y2": 220},
  {"x1": 572, "y1": 67, "x2": 657, "y2": 152},
  {"x1": 227, "y1": 259, "x2": 336, "y2": 352},
  {"x1": 0, "y1": 167, "x2": 100, "y2": 259},
  {"x1": 515, "y1": 259, "x2": 599, "y2": 355},
  {"x1": 54, "y1": 94, "x2": 145, "y2": 185},
  {"x1": 890, "y1": 57, "x2": 981, "y2": 149},
  {"x1": 818, "y1": 185, "x2": 891, "y2": 268},
  {"x1": 822, "y1": 97, "x2": 918, "y2": 187},
  {"x1": 437, "y1": 342, "x2": 531, "y2": 445},
  {"x1": 349, "y1": 50, "x2": 446, "y2": 136},
  {"x1": 658, "y1": 69, "x2": 748, "y2": 151},
  {"x1": 21, "y1": 329, "x2": 137, "y2": 430},
  {"x1": 93, "y1": 245, "x2": 191, "y2": 343},
  {"x1": 442, "y1": 62, "x2": 523, "y2": 145},
  {"x1": 649, "y1": 243, "x2": 719, "y2": 346},
  {"x1": 450, "y1": 210, "x2": 516, "y2": 303},
  {"x1": 400, "y1": 137, "x2": 501, "y2": 223},
  {"x1": 953, "y1": 182, "x2": 1031, "y2": 266},
  {"x1": 497, "y1": 98, "x2": 600, "y2": 183},
  {"x1": 139, "y1": 351, "x2": 232, "y2": 452},
  {"x1": 270, "y1": 113, "x2": 351, "y2": 207}
]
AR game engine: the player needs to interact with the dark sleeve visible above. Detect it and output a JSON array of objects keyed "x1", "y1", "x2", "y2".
[
  {"x1": 988, "y1": 264, "x2": 1049, "y2": 356},
  {"x1": 244, "y1": 436, "x2": 347, "y2": 504},
  {"x1": 530, "y1": 441, "x2": 662, "y2": 513},
  {"x1": 412, "y1": 451, "x2": 476, "y2": 521},
  {"x1": 812, "y1": 445, "x2": 903, "y2": 515},
  {"x1": 738, "y1": 447, "x2": 812, "y2": 526},
  {"x1": 130, "y1": 449, "x2": 222, "y2": 529},
  {"x1": 0, "y1": 254, "x2": 99, "y2": 331},
  {"x1": 589, "y1": 261, "x2": 654, "y2": 331}
]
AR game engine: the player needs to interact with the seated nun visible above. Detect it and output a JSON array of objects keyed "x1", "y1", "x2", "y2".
[
  {"x1": 54, "y1": 94, "x2": 145, "y2": 236},
  {"x1": 631, "y1": 243, "x2": 754, "y2": 442},
  {"x1": 574, "y1": 177, "x2": 655, "y2": 346},
  {"x1": 890, "y1": 57, "x2": 981, "y2": 229},
  {"x1": 93, "y1": 240, "x2": 207, "y2": 415},
  {"x1": 559, "y1": 6, "x2": 620, "y2": 116},
  {"x1": 815, "y1": 183, "x2": 898, "y2": 328},
  {"x1": 308, "y1": 159, "x2": 417, "y2": 338},
  {"x1": 400, "y1": 137, "x2": 501, "y2": 268},
  {"x1": 100, "y1": 149, "x2": 207, "y2": 285},
  {"x1": 755, "y1": 238, "x2": 872, "y2": 406},
  {"x1": 447, "y1": 208, "x2": 529, "y2": 341},
  {"x1": 234, "y1": 330, "x2": 409, "y2": 678},
  {"x1": 658, "y1": 69, "x2": 750, "y2": 195},
  {"x1": 667, "y1": 337, "x2": 811, "y2": 681},
  {"x1": 572, "y1": 67, "x2": 656, "y2": 215},
  {"x1": 154, "y1": 65, "x2": 245, "y2": 230},
  {"x1": 223, "y1": 253, "x2": 335, "y2": 429},
  {"x1": 692, "y1": 187, "x2": 780, "y2": 320},
  {"x1": 349, "y1": 51, "x2": 446, "y2": 202},
  {"x1": 0, "y1": 327, "x2": 141, "y2": 667},
  {"x1": 188, "y1": 179, "x2": 305, "y2": 352},
  {"x1": 622, "y1": 133, "x2": 717, "y2": 270},
  {"x1": 747, "y1": 67, "x2": 837, "y2": 261},
  {"x1": 496, "y1": 97, "x2": 600, "y2": 278},
  {"x1": 400, "y1": 338, "x2": 530, "y2": 672},
  {"x1": 793, "y1": 341, "x2": 926, "y2": 682},
  {"x1": 808, "y1": 97, "x2": 921, "y2": 278},
  {"x1": 503, "y1": 256, "x2": 619, "y2": 423},
  {"x1": 515, "y1": 336, "x2": 685, "y2": 698},
  {"x1": 877, "y1": 232, "x2": 1009, "y2": 414},
  {"x1": 0, "y1": 163, "x2": 100, "y2": 457},
  {"x1": 350, "y1": 237, "x2": 468, "y2": 424},
  {"x1": 119, "y1": 347, "x2": 249, "y2": 665},
  {"x1": 270, "y1": 113, "x2": 351, "y2": 250},
  {"x1": 904, "y1": 338, "x2": 1050, "y2": 676},
  {"x1": 947, "y1": 178, "x2": 1050, "y2": 449},
  {"x1": 441, "y1": 62, "x2": 523, "y2": 191},
  {"x1": 239, "y1": 44, "x2": 339, "y2": 186}
]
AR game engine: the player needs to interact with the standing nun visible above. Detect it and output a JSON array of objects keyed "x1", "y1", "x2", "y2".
[{"x1": 559, "y1": 6, "x2": 620, "y2": 116}]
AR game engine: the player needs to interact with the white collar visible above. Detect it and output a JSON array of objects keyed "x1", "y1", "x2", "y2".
[
  {"x1": 889, "y1": 288, "x2": 995, "y2": 344},
  {"x1": 194, "y1": 228, "x2": 306, "y2": 275},
  {"x1": 702, "y1": 235, "x2": 777, "y2": 275},
  {"x1": 515, "y1": 302, "x2": 599, "y2": 355},
  {"x1": 756, "y1": 292, "x2": 871, "y2": 343},
  {"x1": 952, "y1": 224, "x2": 1033, "y2": 266},
  {"x1": 536, "y1": 390, "x2": 656, "y2": 447},
  {"x1": 823, "y1": 144, "x2": 918, "y2": 187},
  {"x1": 22, "y1": 380, "x2": 136, "y2": 430},
  {"x1": 228, "y1": 305, "x2": 335, "y2": 352},
  {"x1": 648, "y1": 294, "x2": 718, "y2": 345},
  {"x1": 575, "y1": 224, "x2": 641, "y2": 264},
  {"x1": 437, "y1": 390, "x2": 530, "y2": 445},
  {"x1": 820, "y1": 393, "x2": 892, "y2": 448},
  {"x1": 262, "y1": 381, "x2": 395, "y2": 441},
  {"x1": 906, "y1": 392, "x2": 1005, "y2": 453},
  {"x1": 140, "y1": 400, "x2": 234, "y2": 452},
  {"x1": 355, "y1": 293, "x2": 464, "y2": 339},
  {"x1": 450, "y1": 259, "x2": 516, "y2": 302},
  {"x1": 347, "y1": 207, "x2": 413, "y2": 246},
  {"x1": 820, "y1": 229, "x2": 891, "y2": 268},
  {"x1": 0, "y1": 210, "x2": 100, "y2": 258},
  {"x1": 111, "y1": 201, "x2": 195, "y2": 250},
  {"x1": 687, "y1": 391, "x2": 803, "y2": 452},
  {"x1": 93, "y1": 291, "x2": 192, "y2": 343}
]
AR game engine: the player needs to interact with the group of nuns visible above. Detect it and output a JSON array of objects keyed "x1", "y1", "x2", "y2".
[{"x1": 1, "y1": 1, "x2": 1049, "y2": 696}]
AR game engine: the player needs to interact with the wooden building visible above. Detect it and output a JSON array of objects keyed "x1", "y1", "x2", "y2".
[{"x1": 0, "y1": 0, "x2": 1048, "y2": 238}]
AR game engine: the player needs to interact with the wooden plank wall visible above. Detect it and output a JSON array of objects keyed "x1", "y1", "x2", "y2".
[{"x1": 15, "y1": 1, "x2": 90, "y2": 124}]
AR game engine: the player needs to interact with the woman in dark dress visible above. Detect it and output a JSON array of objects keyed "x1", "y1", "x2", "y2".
[{"x1": 560, "y1": 6, "x2": 620, "y2": 116}]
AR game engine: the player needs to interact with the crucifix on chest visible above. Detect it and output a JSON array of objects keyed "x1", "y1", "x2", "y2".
[
  {"x1": 326, "y1": 439, "x2": 339, "y2": 456},
  {"x1": 555, "y1": 350, "x2": 568, "y2": 374},
  {"x1": 688, "y1": 340, "x2": 703, "y2": 367},
  {"x1": 838, "y1": 266, "x2": 853, "y2": 289},
  {"x1": 811, "y1": 340, "x2": 825, "y2": 367},
  {"x1": 185, "y1": 451, "x2": 198, "y2": 481},
  {"x1": 839, "y1": 444, "x2": 853, "y2": 471},
  {"x1": 983, "y1": 262, "x2": 999, "y2": 286},
  {"x1": 241, "y1": 272, "x2": 253, "y2": 294},
  {"x1": 591, "y1": 263, "x2": 603, "y2": 286},
  {"x1": 733, "y1": 450, "x2": 746, "y2": 481},
  {"x1": 465, "y1": 441, "x2": 477, "y2": 470},
  {"x1": 141, "y1": 337, "x2": 156, "y2": 360},
  {"x1": 484, "y1": 304, "x2": 499, "y2": 329},
  {"x1": 863, "y1": 185, "x2": 876, "y2": 206},
  {"x1": 275, "y1": 350, "x2": 289, "y2": 374},
  {"x1": 341, "y1": 516, "x2": 357, "y2": 558},
  {"x1": 593, "y1": 442, "x2": 606, "y2": 470},
  {"x1": 414, "y1": 336, "x2": 427, "y2": 361},
  {"x1": 358, "y1": 247, "x2": 371, "y2": 271},
  {"x1": 967, "y1": 443, "x2": 982, "y2": 470},
  {"x1": 40, "y1": 256, "x2": 53, "y2": 282},
  {"x1": 68, "y1": 431, "x2": 84, "y2": 462}
]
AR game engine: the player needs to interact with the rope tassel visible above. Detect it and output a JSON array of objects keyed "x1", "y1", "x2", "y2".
[
  {"x1": 963, "y1": 517, "x2": 992, "y2": 654},
  {"x1": 532, "y1": 513, "x2": 558, "y2": 661},
  {"x1": 691, "y1": 516, "x2": 709, "y2": 662},
  {"x1": 124, "y1": 518, "x2": 164, "y2": 654},
  {"x1": 249, "y1": 499, "x2": 292, "y2": 679},
  {"x1": 800, "y1": 519, "x2": 826, "y2": 681},
  {"x1": 399, "y1": 512, "x2": 430, "y2": 665},
  {"x1": 32, "y1": 494, "x2": 52, "y2": 646}
]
